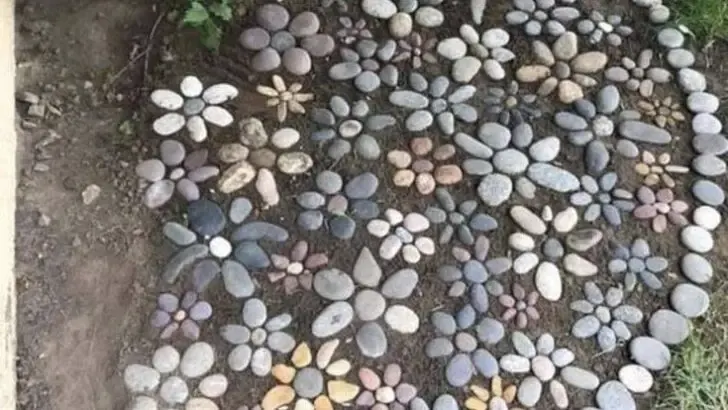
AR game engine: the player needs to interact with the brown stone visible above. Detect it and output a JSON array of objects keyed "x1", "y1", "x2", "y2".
[{"x1": 434, "y1": 165, "x2": 463, "y2": 185}]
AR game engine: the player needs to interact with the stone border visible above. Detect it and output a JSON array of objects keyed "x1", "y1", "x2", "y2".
[{"x1": 0, "y1": 0, "x2": 17, "y2": 408}]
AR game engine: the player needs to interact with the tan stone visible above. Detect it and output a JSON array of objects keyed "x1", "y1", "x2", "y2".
[
  {"x1": 465, "y1": 397, "x2": 486, "y2": 410},
  {"x1": 277, "y1": 152, "x2": 314, "y2": 175},
  {"x1": 387, "y1": 150, "x2": 412, "y2": 169},
  {"x1": 502, "y1": 385, "x2": 517, "y2": 403},
  {"x1": 327, "y1": 381, "x2": 360, "y2": 404},
  {"x1": 410, "y1": 137, "x2": 433, "y2": 156},
  {"x1": 239, "y1": 117, "x2": 269, "y2": 148},
  {"x1": 557, "y1": 80, "x2": 583, "y2": 104},
  {"x1": 218, "y1": 161, "x2": 256, "y2": 193},
  {"x1": 324, "y1": 359, "x2": 351, "y2": 376},
  {"x1": 434, "y1": 165, "x2": 463, "y2": 185},
  {"x1": 415, "y1": 173, "x2": 436, "y2": 195},
  {"x1": 571, "y1": 51, "x2": 608, "y2": 73},
  {"x1": 185, "y1": 397, "x2": 220, "y2": 410},
  {"x1": 634, "y1": 162, "x2": 650, "y2": 175},
  {"x1": 249, "y1": 148, "x2": 277, "y2": 168},
  {"x1": 315, "y1": 339, "x2": 339, "y2": 369},
  {"x1": 291, "y1": 343, "x2": 312, "y2": 368},
  {"x1": 433, "y1": 144, "x2": 456, "y2": 161},
  {"x1": 271, "y1": 364, "x2": 296, "y2": 384},
  {"x1": 313, "y1": 396, "x2": 333, "y2": 410},
  {"x1": 516, "y1": 65, "x2": 551, "y2": 83},
  {"x1": 393, "y1": 170, "x2": 415, "y2": 187},
  {"x1": 469, "y1": 385, "x2": 490, "y2": 401},
  {"x1": 256, "y1": 168, "x2": 280, "y2": 207},
  {"x1": 491, "y1": 376, "x2": 502, "y2": 397},
  {"x1": 261, "y1": 385, "x2": 295, "y2": 410},
  {"x1": 218, "y1": 143, "x2": 249, "y2": 163}
]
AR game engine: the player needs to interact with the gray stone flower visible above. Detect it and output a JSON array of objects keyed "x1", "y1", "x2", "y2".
[
  {"x1": 328, "y1": 39, "x2": 399, "y2": 94},
  {"x1": 499, "y1": 332, "x2": 599, "y2": 408},
  {"x1": 361, "y1": 0, "x2": 445, "y2": 38},
  {"x1": 554, "y1": 85, "x2": 621, "y2": 175},
  {"x1": 336, "y1": 17, "x2": 372, "y2": 44},
  {"x1": 438, "y1": 25, "x2": 515, "y2": 82},
  {"x1": 426, "y1": 306, "x2": 505, "y2": 387},
  {"x1": 150, "y1": 291, "x2": 212, "y2": 340},
  {"x1": 576, "y1": 11, "x2": 633, "y2": 46},
  {"x1": 425, "y1": 188, "x2": 498, "y2": 245},
  {"x1": 571, "y1": 282, "x2": 643, "y2": 352},
  {"x1": 389, "y1": 73, "x2": 478, "y2": 135},
  {"x1": 322, "y1": 0, "x2": 348, "y2": 12},
  {"x1": 311, "y1": 96, "x2": 395, "y2": 161},
  {"x1": 392, "y1": 32, "x2": 438, "y2": 69},
  {"x1": 604, "y1": 49, "x2": 673, "y2": 98},
  {"x1": 220, "y1": 298, "x2": 296, "y2": 377},
  {"x1": 296, "y1": 171, "x2": 380, "y2": 240},
  {"x1": 505, "y1": 0, "x2": 581, "y2": 37},
  {"x1": 136, "y1": 139, "x2": 219, "y2": 208},
  {"x1": 569, "y1": 172, "x2": 635, "y2": 226},
  {"x1": 608, "y1": 238, "x2": 670, "y2": 292},
  {"x1": 161, "y1": 197, "x2": 288, "y2": 299},
  {"x1": 437, "y1": 236, "x2": 512, "y2": 313},
  {"x1": 366, "y1": 208, "x2": 435, "y2": 264},
  {"x1": 123, "y1": 343, "x2": 227, "y2": 409},
  {"x1": 456, "y1": 122, "x2": 573, "y2": 206},
  {"x1": 483, "y1": 81, "x2": 542, "y2": 127},
  {"x1": 239, "y1": 4, "x2": 334, "y2": 75}
]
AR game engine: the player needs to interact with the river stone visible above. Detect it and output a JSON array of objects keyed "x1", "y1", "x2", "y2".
[
  {"x1": 681, "y1": 225, "x2": 714, "y2": 253},
  {"x1": 619, "y1": 120, "x2": 671, "y2": 144},
  {"x1": 630, "y1": 337, "x2": 671, "y2": 371},
  {"x1": 362, "y1": 0, "x2": 397, "y2": 18},
  {"x1": 180, "y1": 342, "x2": 215, "y2": 378},
  {"x1": 517, "y1": 376, "x2": 543, "y2": 407},
  {"x1": 561, "y1": 366, "x2": 600, "y2": 390},
  {"x1": 692, "y1": 179, "x2": 725, "y2": 205},
  {"x1": 312, "y1": 302, "x2": 354, "y2": 338},
  {"x1": 619, "y1": 365, "x2": 653, "y2": 393},
  {"x1": 357, "y1": 322, "x2": 388, "y2": 357},
  {"x1": 433, "y1": 395, "x2": 457, "y2": 410},
  {"x1": 453, "y1": 56, "x2": 483, "y2": 83},
  {"x1": 648, "y1": 309, "x2": 690, "y2": 345},
  {"x1": 446, "y1": 354, "x2": 474, "y2": 387},
  {"x1": 345, "y1": 172, "x2": 378, "y2": 199},
  {"x1": 382, "y1": 269, "x2": 418, "y2": 299},
  {"x1": 535, "y1": 262, "x2": 562, "y2": 301},
  {"x1": 596, "y1": 381, "x2": 636, "y2": 410},
  {"x1": 476, "y1": 318, "x2": 504, "y2": 345},
  {"x1": 693, "y1": 154, "x2": 726, "y2": 176},
  {"x1": 678, "y1": 68, "x2": 707, "y2": 92},
  {"x1": 671, "y1": 283, "x2": 710, "y2": 318},
  {"x1": 329, "y1": 62, "x2": 363, "y2": 80},
  {"x1": 163, "y1": 244, "x2": 210, "y2": 284},
  {"x1": 477, "y1": 174, "x2": 512, "y2": 206},
  {"x1": 527, "y1": 163, "x2": 579, "y2": 192},
  {"x1": 124, "y1": 364, "x2": 160, "y2": 393},
  {"x1": 687, "y1": 92, "x2": 719, "y2": 113},
  {"x1": 692, "y1": 133, "x2": 728, "y2": 155},
  {"x1": 313, "y1": 269, "x2": 355, "y2": 301},
  {"x1": 681, "y1": 253, "x2": 713, "y2": 284}
]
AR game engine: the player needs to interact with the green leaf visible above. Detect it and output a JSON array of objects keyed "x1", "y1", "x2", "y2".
[
  {"x1": 199, "y1": 20, "x2": 223, "y2": 50},
  {"x1": 208, "y1": 2, "x2": 233, "y2": 21},
  {"x1": 183, "y1": 1, "x2": 210, "y2": 25}
]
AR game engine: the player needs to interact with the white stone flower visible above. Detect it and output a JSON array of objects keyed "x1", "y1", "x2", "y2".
[
  {"x1": 366, "y1": 208, "x2": 435, "y2": 264},
  {"x1": 151, "y1": 75, "x2": 238, "y2": 142}
]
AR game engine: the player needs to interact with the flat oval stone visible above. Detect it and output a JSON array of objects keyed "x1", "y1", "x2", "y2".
[
  {"x1": 313, "y1": 269, "x2": 355, "y2": 301},
  {"x1": 630, "y1": 336, "x2": 671, "y2": 371},
  {"x1": 671, "y1": 283, "x2": 710, "y2": 318},
  {"x1": 648, "y1": 309, "x2": 690, "y2": 345},
  {"x1": 312, "y1": 301, "x2": 354, "y2": 338},
  {"x1": 619, "y1": 365, "x2": 653, "y2": 393},
  {"x1": 356, "y1": 322, "x2": 388, "y2": 358},
  {"x1": 596, "y1": 381, "x2": 636, "y2": 410}
]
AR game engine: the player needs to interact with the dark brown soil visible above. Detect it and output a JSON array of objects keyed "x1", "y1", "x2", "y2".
[{"x1": 14, "y1": 0, "x2": 728, "y2": 409}]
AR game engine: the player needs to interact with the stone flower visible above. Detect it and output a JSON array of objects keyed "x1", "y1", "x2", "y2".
[
  {"x1": 216, "y1": 117, "x2": 314, "y2": 203},
  {"x1": 425, "y1": 187, "x2": 498, "y2": 246},
  {"x1": 604, "y1": 49, "x2": 672, "y2": 97},
  {"x1": 356, "y1": 365, "x2": 419, "y2": 407},
  {"x1": 516, "y1": 32, "x2": 607, "y2": 104},
  {"x1": 388, "y1": 138, "x2": 463, "y2": 195},
  {"x1": 268, "y1": 240, "x2": 329, "y2": 294},
  {"x1": 437, "y1": 236, "x2": 512, "y2": 313},
  {"x1": 483, "y1": 81, "x2": 542, "y2": 127},
  {"x1": 393, "y1": 32, "x2": 438, "y2": 69},
  {"x1": 366, "y1": 208, "x2": 435, "y2": 264},
  {"x1": 466, "y1": 376, "x2": 521, "y2": 410},
  {"x1": 135, "y1": 139, "x2": 219, "y2": 208},
  {"x1": 256, "y1": 75, "x2": 314, "y2": 122},
  {"x1": 328, "y1": 38, "x2": 399, "y2": 94},
  {"x1": 633, "y1": 186, "x2": 689, "y2": 233},
  {"x1": 322, "y1": 0, "x2": 348, "y2": 12},
  {"x1": 498, "y1": 283, "x2": 540, "y2": 329},
  {"x1": 310, "y1": 96, "x2": 395, "y2": 161},
  {"x1": 427, "y1": 305, "x2": 505, "y2": 387},
  {"x1": 608, "y1": 238, "x2": 670, "y2": 291},
  {"x1": 123, "y1": 343, "x2": 227, "y2": 409},
  {"x1": 508, "y1": 205, "x2": 603, "y2": 302},
  {"x1": 576, "y1": 11, "x2": 633, "y2": 46},
  {"x1": 239, "y1": 4, "x2": 334, "y2": 75},
  {"x1": 161, "y1": 197, "x2": 289, "y2": 298},
  {"x1": 440, "y1": 25, "x2": 515, "y2": 82},
  {"x1": 336, "y1": 17, "x2": 371, "y2": 44},
  {"x1": 221, "y1": 298, "x2": 296, "y2": 376},
  {"x1": 296, "y1": 171, "x2": 379, "y2": 240},
  {"x1": 634, "y1": 151, "x2": 689, "y2": 188},
  {"x1": 150, "y1": 75, "x2": 237, "y2": 141},
  {"x1": 361, "y1": 0, "x2": 445, "y2": 38},
  {"x1": 570, "y1": 281, "x2": 643, "y2": 352},
  {"x1": 262, "y1": 340, "x2": 359, "y2": 410},
  {"x1": 554, "y1": 85, "x2": 621, "y2": 175},
  {"x1": 389, "y1": 73, "x2": 478, "y2": 135},
  {"x1": 505, "y1": 0, "x2": 581, "y2": 37},
  {"x1": 637, "y1": 96, "x2": 687, "y2": 129},
  {"x1": 499, "y1": 332, "x2": 600, "y2": 408},
  {"x1": 569, "y1": 172, "x2": 635, "y2": 226},
  {"x1": 456, "y1": 122, "x2": 576, "y2": 206},
  {"x1": 150, "y1": 291, "x2": 212, "y2": 340}
]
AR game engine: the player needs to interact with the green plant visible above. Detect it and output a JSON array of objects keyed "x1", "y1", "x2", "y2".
[
  {"x1": 182, "y1": 0, "x2": 233, "y2": 50},
  {"x1": 669, "y1": 0, "x2": 728, "y2": 44}
]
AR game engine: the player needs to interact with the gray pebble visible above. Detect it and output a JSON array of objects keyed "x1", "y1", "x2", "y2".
[
  {"x1": 356, "y1": 322, "x2": 388, "y2": 358},
  {"x1": 681, "y1": 253, "x2": 713, "y2": 284},
  {"x1": 313, "y1": 269, "x2": 355, "y2": 300},
  {"x1": 446, "y1": 354, "x2": 474, "y2": 387},
  {"x1": 648, "y1": 309, "x2": 690, "y2": 345},
  {"x1": 671, "y1": 283, "x2": 710, "y2": 318},
  {"x1": 630, "y1": 336, "x2": 671, "y2": 370},
  {"x1": 596, "y1": 381, "x2": 636, "y2": 410},
  {"x1": 692, "y1": 180, "x2": 725, "y2": 205},
  {"x1": 312, "y1": 301, "x2": 353, "y2": 338}
]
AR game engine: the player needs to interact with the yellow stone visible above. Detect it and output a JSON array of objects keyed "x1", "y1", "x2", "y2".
[
  {"x1": 294, "y1": 398, "x2": 314, "y2": 410},
  {"x1": 465, "y1": 397, "x2": 487, "y2": 410},
  {"x1": 642, "y1": 150, "x2": 655, "y2": 164},
  {"x1": 503, "y1": 385, "x2": 517, "y2": 403},
  {"x1": 291, "y1": 343, "x2": 312, "y2": 368},
  {"x1": 261, "y1": 385, "x2": 295, "y2": 410},
  {"x1": 644, "y1": 174, "x2": 660, "y2": 186},
  {"x1": 327, "y1": 381, "x2": 360, "y2": 404},
  {"x1": 325, "y1": 359, "x2": 351, "y2": 376},
  {"x1": 272, "y1": 364, "x2": 296, "y2": 384},
  {"x1": 316, "y1": 339, "x2": 340, "y2": 369},
  {"x1": 491, "y1": 376, "x2": 502, "y2": 397},
  {"x1": 313, "y1": 396, "x2": 333, "y2": 410},
  {"x1": 469, "y1": 385, "x2": 490, "y2": 402},
  {"x1": 634, "y1": 163, "x2": 650, "y2": 175}
]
